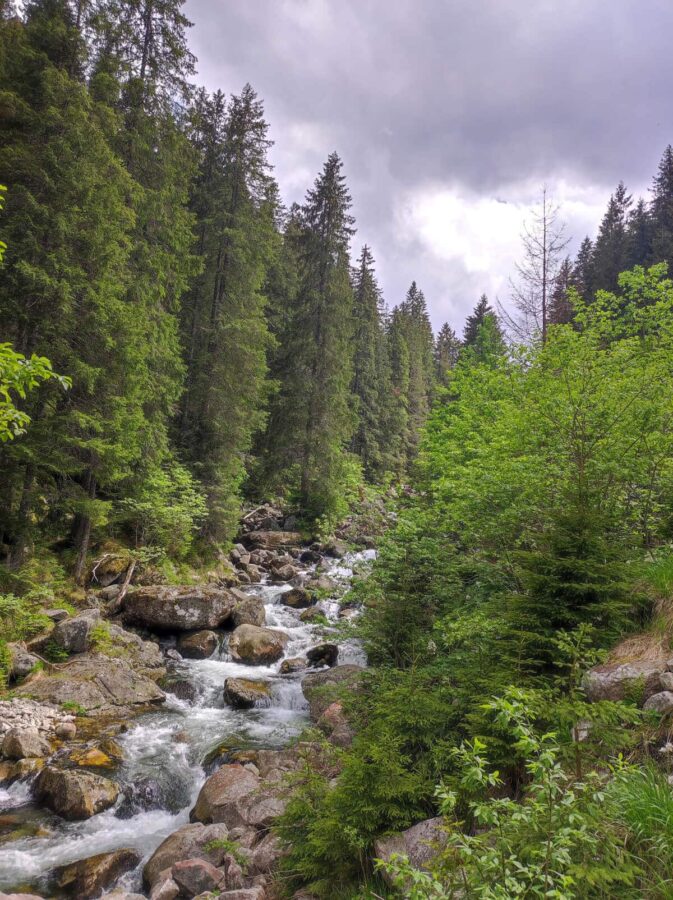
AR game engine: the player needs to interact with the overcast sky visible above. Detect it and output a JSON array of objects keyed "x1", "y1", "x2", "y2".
[{"x1": 185, "y1": 0, "x2": 673, "y2": 330}]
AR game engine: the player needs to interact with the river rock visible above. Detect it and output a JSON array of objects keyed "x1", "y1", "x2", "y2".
[
  {"x1": 279, "y1": 657, "x2": 306, "y2": 674},
  {"x1": 224, "y1": 678, "x2": 271, "y2": 709},
  {"x1": 123, "y1": 585, "x2": 236, "y2": 632},
  {"x1": 317, "y1": 701, "x2": 354, "y2": 747},
  {"x1": 228, "y1": 626, "x2": 289, "y2": 665},
  {"x1": 117, "y1": 777, "x2": 165, "y2": 818},
  {"x1": 244, "y1": 531, "x2": 302, "y2": 551},
  {"x1": 299, "y1": 606, "x2": 326, "y2": 623},
  {"x1": 178, "y1": 630, "x2": 219, "y2": 660},
  {"x1": 301, "y1": 665, "x2": 363, "y2": 720},
  {"x1": 54, "y1": 848, "x2": 141, "y2": 897},
  {"x1": 230, "y1": 593, "x2": 266, "y2": 628},
  {"x1": 583, "y1": 660, "x2": 664, "y2": 702},
  {"x1": 8, "y1": 643, "x2": 39, "y2": 681},
  {"x1": 42, "y1": 608, "x2": 71, "y2": 623},
  {"x1": 143, "y1": 822, "x2": 232, "y2": 888},
  {"x1": 15, "y1": 656, "x2": 165, "y2": 716},
  {"x1": 172, "y1": 858, "x2": 226, "y2": 896},
  {"x1": 0, "y1": 757, "x2": 44, "y2": 784},
  {"x1": 55, "y1": 721, "x2": 77, "y2": 740},
  {"x1": 270, "y1": 563, "x2": 298, "y2": 583},
  {"x1": 34, "y1": 766, "x2": 119, "y2": 819},
  {"x1": 281, "y1": 588, "x2": 315, "y2": 609},
  {"x1": 2, "y1": 727, "x2": 51, "y2": 760},
  {"x1": 374, "y1": 816, "x2": 446, "y2": 886},
  {"x1": 249, "y1": 831, "x2": 284, "y2": 874},
  {"x1": 306, "y1": 643, "x2": 338, "y2": 668},
  {"x1": 305, "y1": 575, "x2": 338, "y2": 594},
  {"x1": 160, "y1": 674, "x2": 199, "y2": 703},
  {"x1": 190, "y1": 764, "x2": 260, "y2": 828},
  {"x1": 50, "y1": 609, "x2": 101, "y2": 654},
  {"x1": 644, "y1": 691, "x2": 673, "y2": 714}
]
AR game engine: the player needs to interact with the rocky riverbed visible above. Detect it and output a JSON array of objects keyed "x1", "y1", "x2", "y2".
[{"x1": 0, "y1": 507, "x2": 374, "y2": 899}]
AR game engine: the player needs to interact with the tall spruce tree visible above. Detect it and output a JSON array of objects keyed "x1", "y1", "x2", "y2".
[
  {"x1": 572, "y1": 236, "x2": 594, "y2": 302},
  {"x1": 548, "y1": 257, "x2": 575, "y2": 326},
  {"x1": 397, "y1": 283, "x2": 435, "y2": 462},
  {"x1": 178, "y1": 84, "x2": 278, "y2": 540},
  {"x1": 625, "y1": 197, "x2": 653, "y2": 269},
  {"x1": 435, "y1": 322, "x2": 461, "y2": 385},
  {"x1": 463, "y1": 295, "x2": 506, "y2": 361},
  {"x1": 262, "y1": 153, "x2": 356, "y2": 523},
  {"x1": 0, "y1": 1, "x2": 154, "y2": 572},
  {"x1": 591, "y1": 182, "x2": 632, "y2": 293},
  {"x1": 650, "y1": 145, "x2": 673, "y2": 270},
  {"x1": 350, "y1": 245, "x2": 386, "y2": 480}
]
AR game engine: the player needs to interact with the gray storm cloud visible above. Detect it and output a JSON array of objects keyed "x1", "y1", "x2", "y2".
[{"x1": 185, "y1": 0, "x2": 673, "y2": 329}]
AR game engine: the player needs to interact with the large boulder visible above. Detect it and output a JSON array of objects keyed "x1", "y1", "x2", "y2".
[
  {"x1": 230, "y1": 592, "x2": 266, "y2": 629},
  {"x1": 50, "y1": 609, "x2": 101, "y2": 654},
  {"x1": 15, "y1": 656, "x2": 165, "y2": 716},
  {"x1": 301, "y1": 665, "x2": 363, "y2": 721},
  {"x1": 123, "y1": 585, "x2": 236, "y2": 632},
  {"x1": 281, "y1": 588, "x2": 315, "y2": 610},
  {"x1": 224, "y1": 678, "x2": 272, "y2": 709},
  {"x1": 190, "y1": 764, "x2": 260, "y2": 828},
  {"x1": 270, "y1": 564, "x2": 298, "y2": 583},
  {"x1": 244, "y1": 531, "x2": 302, "y2": 551},
  {"x1": 228, "y1": 626, "x2": 289, "y2": 666},
  {"x1": 7, "y1": 643, "x2": 39, "y2": 681},
  {"x1": 279, "y1": 657, "x2": 306, "y2": 674},
  {"x1": 178, "y1": 630, "x2": 219, "y2": 660},
  {"x1": 33, "y1": 766, "x2": 119, "y2": 820},
  {"x1": 54, "y1": 848, "x2": 141, "y2": 898},
  {"x1": 374, "y1": 817, "x2": 447, "y2": 886},
  {"x1": 171, "y1": 858, "x2": 226, "y2": 896},
  {"x1": 143, "y1": 822, "x2": 231, "y2": 889},
  {"x1": 2, "y1": 727, "x2": 51, "y2": 760},
  {"x1": 583, "y1": 660, "x2": 664, "y2": 702},
  {"x1": 306, "y1": 643, "x2": 338, "y2": 668},
  {"x1": 644, "y1": 691, "x2": 673, "y2": 714}
]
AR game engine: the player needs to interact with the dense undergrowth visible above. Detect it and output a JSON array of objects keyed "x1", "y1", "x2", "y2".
[{"x1": 275, "y1": 265, "x2": 673, "y2": 898}]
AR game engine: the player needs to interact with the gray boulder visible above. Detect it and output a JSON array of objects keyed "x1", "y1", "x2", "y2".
[
  {"x1": 228, "y1": 626, "x2": 289, "y2": 666},
  {"x1": 281, "y1": 588, "x2": 315, "y2": 610},
  {"x1": 224, "y1": 678, "x2": 271, "y2": 709},
  {"x1": 123, "y1": 585, "x2": 236, "y2": 632},
  {"x1": 301, "y1": 665, "x2": 363, "y2": 721},
  {"x1": 15, "y1": 656, "x2": 165, "y2": 716},
  {"x1": 644, "y1": 691, "x2": 673, "y2": 714},
  {"x1": 230, "y1": 593, "x2": 266, "y2": 628},
  {"x1": 583, "y1": 660, "x2": 664, "y2": 702},
  {"x1": 50, "y1": 609, "x2": 101, "y2": 654},
  {"x1": 8, "y1": 644, "x2": 39, "y2": 681},
  {"x1": 177, "y1": 630, "x2": 219, "y2": 660},
  {"x1": 244, "y1": 531, "x2": 302, "y2": 551},
  {"x1": 2, "y1": 727, "x2": 51, "y2": 760},
  {"x1": 374, "y1": 817, "x2": 447, "y2": 887},
  {"x1": 190, "y1": 764, "x2": 260, "y2": 828},
  {"x1": 171, "y1": 858, "x2": 226, "y2": 896},
  {"x1": 54, "y1": 848, "x2": 141, "y2": 898},
  {"x1": 143, "y1": 822, "x2": 232, "y2": 889},
  {"x1": 34, "y1": 766, "x2": 119, "y2": 820}
]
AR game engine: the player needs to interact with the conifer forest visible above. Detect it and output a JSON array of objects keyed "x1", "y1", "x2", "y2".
[{"x1": 5, "y1": 2, "x2": 673, "y2": 898}]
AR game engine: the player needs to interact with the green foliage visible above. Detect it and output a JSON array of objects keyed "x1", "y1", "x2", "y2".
[
  {"x1": 116, "y1": 459, "x2": 207, "y2": 557},
  {"x1": 380, "y1": 692, "x2": 640, "y2": 899},
  {"x1": 0, "y1": 342, "x2": 68, "y2": 442},
  {"x1": 204, "y1": 837, "x2": 248, "y2": 870},
  {"x1": 0, "y1": 590, "x2": 51, "y2": 688}
]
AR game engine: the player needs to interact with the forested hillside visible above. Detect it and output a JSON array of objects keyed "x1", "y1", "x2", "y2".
[{"x1": 6, "y1": 2, "x2": 673, "y2": 900}]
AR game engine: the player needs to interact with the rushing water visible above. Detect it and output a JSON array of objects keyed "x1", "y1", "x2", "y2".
[{"x1": 0, "y1": 550, "x2": 374, "y2": 896}]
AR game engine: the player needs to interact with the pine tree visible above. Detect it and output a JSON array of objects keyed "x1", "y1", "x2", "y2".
[
  {"x1": 262, "y1": 153, "x2": 356, "y2": 523},
  {"x1": 435, "y1": 322, "x2": 461, "y2": 384},
  {"x1": 625, "y1": 197, "x2": 653, "y2": 269},
  {"x1": 650, "y1": 145, "x2": 673, "y2": 270},
  {"x1": 548, "y1": 257, "x2": 575, "y2": 326},
  {"x1": 0, "y1": 3, "x2": 151, "y2": 572},
  {"x1": 397, "y1": 283, "x2": 435, "y2": 462},
  {"x1": 591, "y1": 182, "x2": 632, "y2": 293},
  {"x1": 381, "y1": 305, "x2": 411, "y2": 477},
  {"x1": 350, "y1": 246, "x2": 386, "y2": 480},
  {"x1": 91, "y1": 0, "x2": 195, "y2": 106},
  {"x1": 572, "y1": 237, "x2": 594, "y2": 302},
  {"x1": 178, "y1": 84, "x2": 278, "y2": 539}
]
